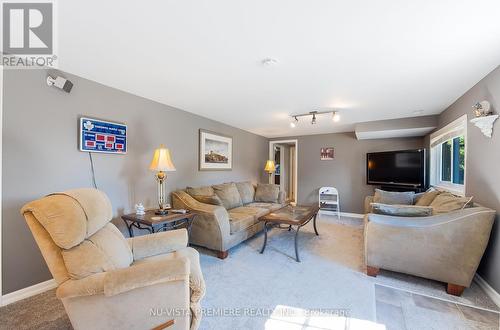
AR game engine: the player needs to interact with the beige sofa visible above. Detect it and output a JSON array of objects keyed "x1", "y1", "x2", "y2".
[
  {"x1": 21, "y1": 188, "x2": 205, "y2": 330},
  {"x1": 172, "y1": 182, "x2": 285, "y2": 259},
  {"x1": 364, "y1": 192, "x2": 495, "y2": 296}
]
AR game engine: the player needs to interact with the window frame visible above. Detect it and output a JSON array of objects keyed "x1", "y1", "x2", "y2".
[{"x1": 430, "y1": 115, "x2": 467, "y2": 196}]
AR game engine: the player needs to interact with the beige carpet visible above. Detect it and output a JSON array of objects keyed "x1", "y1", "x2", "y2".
[{"x1": 0, "y1": 214, "x2": 497, "y2": 330}]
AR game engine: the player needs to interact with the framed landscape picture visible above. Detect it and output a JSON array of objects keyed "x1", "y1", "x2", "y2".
[
  {"x1": 199, "y1": 129, "x2": 233, "y2": 170},
  {"x1": 320, "y1": 147, "x2": 334, "y2": 160}
]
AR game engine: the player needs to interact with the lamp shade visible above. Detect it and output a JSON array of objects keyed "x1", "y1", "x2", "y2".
[
  {"x1": 149, "y1": 145, "x2": 176, "y2": 172},
  {"x1": 264, "y1": 160, "x2": 276, "y2": 173}
]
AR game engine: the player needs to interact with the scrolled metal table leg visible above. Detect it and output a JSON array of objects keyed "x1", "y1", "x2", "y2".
[
  {"x1": 294, "y1": 226, "x2": 301, "y2": 262},
  {"x1": 313, "y1": 214, "x2": 319, "y2": 236},
  {"x1": 124, "y1": 220, "x2": 134, "y2": 238},
  {"x1": 260, "y1": 221, "x2": 269, "y2": 254}
]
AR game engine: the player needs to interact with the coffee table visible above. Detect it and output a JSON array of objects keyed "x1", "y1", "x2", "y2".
[{"x1": 259, "y1": 204, "x2": 320, "y2": 262}]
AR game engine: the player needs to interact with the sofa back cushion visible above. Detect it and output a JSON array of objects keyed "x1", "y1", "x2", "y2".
[
  {"x1": 186, "y1": 186, "x2": 215, "y2": 198},
  {"x1": 371, "y1": 203, "x2": 433, "y2": 217},
  {"x1": 255, "y1": 184, "x2": 280, "y2": 203},
  {"x1": 373, "y1": 189, "x2": 415, "y2": 205},
  {"x1": 430, "y1": 193, "x2": 473, "y2": 214},
  {"x1": 62, "y1": 223, "x2": 133, "y2": 279},
  {"x1": 212, "y1": 183, "x2": 243, "y2": 209},
  {"x1": 193, "y1": 195, "x2": 223, "y2": 206},
  {"x1": 235, "y1": 182, "x2": 255, "y2": 204}
]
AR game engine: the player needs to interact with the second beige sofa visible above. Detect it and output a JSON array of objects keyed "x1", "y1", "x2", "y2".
[
  {"x1": 172, "y1": 182, "x2": 285, "y2": 259},
  {"x1": 364, "y1": 189, "x2": 495, "y2": 296}
]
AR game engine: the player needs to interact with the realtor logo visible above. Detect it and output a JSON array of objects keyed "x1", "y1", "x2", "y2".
[{"x1": 1, "y1": 1, "x2": 57, "y2": 67}]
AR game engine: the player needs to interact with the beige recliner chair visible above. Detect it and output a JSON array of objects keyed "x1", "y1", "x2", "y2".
[{"x1": 21, "y1": 188, "x2": 205, "y2": 330}]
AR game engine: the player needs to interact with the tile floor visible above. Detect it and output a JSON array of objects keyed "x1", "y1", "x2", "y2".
[{"x1": 375, "y1": 284, "x2": 500, "y2": 330}]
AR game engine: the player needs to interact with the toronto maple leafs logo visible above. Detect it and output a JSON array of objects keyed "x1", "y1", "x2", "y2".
[{"x1": 83, "y1": 120, "x2": 94, "y2": 131}]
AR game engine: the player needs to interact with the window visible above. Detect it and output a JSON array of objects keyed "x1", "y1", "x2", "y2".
[{"x1": 430, "y1": 115, "x2": 467, "y2": 195}]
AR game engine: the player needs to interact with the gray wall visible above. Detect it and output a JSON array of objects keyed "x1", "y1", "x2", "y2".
[
  {"x1": 2, "y1": 69, "x2": 268, "y2": 294},
  {"x1": 273, "y1": 133, "x2": 424, "y2": 213},
  {"x1": 431, "y1": 65, "x2": 500, "y2": 293}
]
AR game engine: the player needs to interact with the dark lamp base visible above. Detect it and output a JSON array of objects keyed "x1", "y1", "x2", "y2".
[{"x1": 155, "y1": 209, "x2": 169, "y2": 215}]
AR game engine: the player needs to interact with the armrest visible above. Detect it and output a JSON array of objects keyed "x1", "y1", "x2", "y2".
[
  {"x1": 278, "y1": 191, "x2": 286, "y2": 204},
  {"x1": 104, "y1": 257, "x2": 189, "y2": 297},
  {"x1": 172, "y1": 191, "x2": 230, "y2": 243},
  {"x1": 56, "y1": 258, "x2": 190, "y2": 298},
  {"x1": 56, "y1": 273, "x2": 106, "y2": 299},
  {"x1": 127, "y1": 229, "x2": 188, "y2": 261},
  {"x1": 364, "y1": 196, "x2": 374, "y2": 214}
]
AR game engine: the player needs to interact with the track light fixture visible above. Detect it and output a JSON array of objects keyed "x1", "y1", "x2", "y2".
[{"x1": 289, "y1": 110, "x2": 340, "y2": 127}]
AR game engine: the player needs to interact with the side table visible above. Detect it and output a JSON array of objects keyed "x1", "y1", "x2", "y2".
[{"x1": 121, "y1": 210, "x2": 196, "y2": 238}]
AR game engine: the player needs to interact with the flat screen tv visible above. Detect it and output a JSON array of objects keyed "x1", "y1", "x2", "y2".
[{"x1": 367, "y1": 149, "x2": 425, "y2": 188}]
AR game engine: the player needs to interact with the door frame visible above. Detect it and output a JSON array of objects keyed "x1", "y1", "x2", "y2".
[
  {"x1": 0, "y1": 64, "x2": 4, "y2": 303},
  {"x1": 269, "y1": 139, "x2": 298, "y2": 204}
]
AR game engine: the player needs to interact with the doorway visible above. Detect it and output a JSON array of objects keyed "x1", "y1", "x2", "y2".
[{"x1": 269, "y1": 140, "x2": 298, "y2": 204}]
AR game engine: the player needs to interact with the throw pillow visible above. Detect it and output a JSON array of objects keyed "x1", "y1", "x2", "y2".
[
  {"x1": 430, "y1": 193, "x2": 473, "y2": 214},
  {"x1": 373, "y1": 189, "x2": 415, "y2": 205},
  {"x1": 370, "y1": 203, "x2": 433, "y2": 217},
  {"x1": 235, "y1": 182, "x2": 255, "y2": 204},
  {"x1": 192, "y1": 195, "x2": 222, "y2": 206},
  {"x1": 415, "y1": 188, "x2": 441, "y2": 206},
  {"x1": 255, "y1": 184, "x2": 280, "y2": 203},
  {"x1": 212, "y1": 183, "x2": 243, "y2": 210}
]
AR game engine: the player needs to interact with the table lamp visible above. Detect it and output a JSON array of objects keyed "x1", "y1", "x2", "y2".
[
  {"x1": 149, "y1": 145, "x2": 176, "y2": 215},
  {"x1": 264, "y1": 160, "x2": 276, "y2": 183}
]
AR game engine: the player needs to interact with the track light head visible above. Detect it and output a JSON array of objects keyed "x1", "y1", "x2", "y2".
[
  {"x1": 332, "y1": 111, "x2": 340, "y2": 122},
  {"x1": 311, "y1": 113, "x2": 317, "y2": 125},
  {"x1": 290, "y1": 116, "x2": 298, "y2": 128}
]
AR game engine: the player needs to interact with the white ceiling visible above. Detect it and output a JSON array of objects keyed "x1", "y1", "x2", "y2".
[{"x1": 58, "y1": 0, "x2": 500, "y2": 138}]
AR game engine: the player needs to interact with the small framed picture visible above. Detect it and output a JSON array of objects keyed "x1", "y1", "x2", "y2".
[
  {"x1": 320, "y1": 147, "x2": 334, "y2": 160},
  {"x1": 199, "y1": 129, "x2": 233, "y2": 170}
]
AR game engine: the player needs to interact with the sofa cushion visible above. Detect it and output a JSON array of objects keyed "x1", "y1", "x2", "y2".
[
  {"x1": 246, "y1": 202, "x2": 283, "y2": 212},
  {"x1": 212, "y1": 183, "x2": 243, "y2": 210},
  {"x1": 415, "y1": 188, "x2": 441, "y2": 206},
  {"x1": 373, "y1": 189, "x2": 415, "y2": 205},
  {"x1": 230, "y1": 206, "x2": 269, "y2": 221},
  {"x1": 192, "y1": 194, "x2": 222, "y2": 206},
  {"x1": 228, "y1": 212, "x2": 255, "y2": 234},
  {"x1": 62, "y1": 223, "x2": 133, "y2": 279},
  {"x1": 235, "y1": 182, "x2": 255, "y2": 204},
  {"x1": 371, "y1": 203, "x2": 433, "y2": 217},
  {"x1": 255, "y1": 184, "x2": 280, "y2": 203},
  {"x1": 186, "y1": 186, "x2": 215, "y2": 198},
  {"x1": 430, "y1": 193, "x2": 473, "y2": 214}
]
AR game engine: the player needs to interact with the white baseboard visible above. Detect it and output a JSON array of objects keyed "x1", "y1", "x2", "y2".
[
  {"x1": 319, "y1": 210, "x2": 364, "y2": 219},
  {"x1": 340, "y1": 212, "x2": 365, "y2": 219},
  {"x1": 474, "y1": 274, "x2": 500, "y2": 308},
  {"x1": 1, "y1": 279, "x2": 57, "y2": 306}
]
